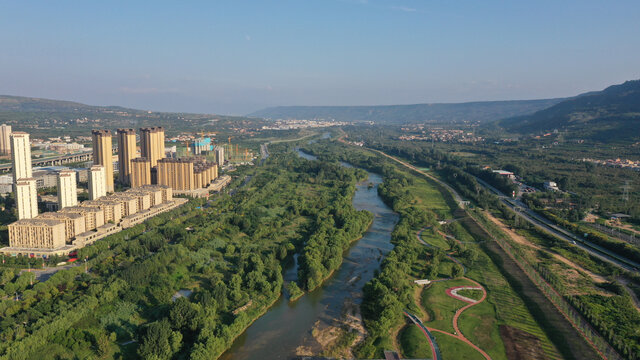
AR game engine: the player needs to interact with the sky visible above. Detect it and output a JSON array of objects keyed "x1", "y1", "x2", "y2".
[{"x1": 1, "y1": 0, "x2": 639, "y2": 115}]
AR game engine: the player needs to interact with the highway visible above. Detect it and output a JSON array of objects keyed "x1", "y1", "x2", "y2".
[
  {"x1": 366, "y1": 144, "x2": 640, "y2": 273},
  {"x1": 0, "y1": 150, "x2": 93, "y2": 172},
  {"x1": 474, "y1": 177, "x2": 640, "y2": 272}
]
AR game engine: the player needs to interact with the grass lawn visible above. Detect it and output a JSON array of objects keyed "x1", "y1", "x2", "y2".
[
  {"x1": 420, "y1": 278, "x2": 472, "y2": 332},
  {"x1": 433, "y1": 332, "x2": 485, "y2": 360},
  {"x1": 380, "y1": 153, "x2": 562, "y2": 359},
  {"x1": 403, "y1": 174, "x2": 454, "y2": 219},
  {"x1": 458, "y1": 297, "x2": 506, "y2": 360},
  {"x1": 419, "y1": 227, "x2": 451, "y2": 250},
  {"x1": 399, "y1": 325, "x2": 433, "y2": 359},
  {"x1": 456, "y1": 288, "x2": 484, "y2": 301}
]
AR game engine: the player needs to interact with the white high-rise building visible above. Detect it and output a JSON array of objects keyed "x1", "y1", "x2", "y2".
[
  {"x1": 57, "y1": 170, "x2": 78, "y2": 209},
  {"x1": 10, "y1": 132, "x2": 32, "y2": 182},
  {"x1": 215, "y1": 146, "x2": 225, "y2": 165},
  {"x1": 0, "y1": 124, "x2": 12, "y2": 155},
  {"x1": 15, "y1": 178, "x2": 38, "y2": 219},
  {"x1": 89, "y1": 165, "x2": 107, "y2": 200}
]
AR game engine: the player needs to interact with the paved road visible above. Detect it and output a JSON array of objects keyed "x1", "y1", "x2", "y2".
[
  {"x1": 260, "y1": 143, "x2": 269, "y2": 165},
  {"x1": 474, "y1": 177, "x2": 640, "y2": 272},
  {"x1": 404, "y1": 311, "x2": 442, "y2": 360},
  {"x1": 368, "y1": 145, "x2": 639, "y2": 273}
]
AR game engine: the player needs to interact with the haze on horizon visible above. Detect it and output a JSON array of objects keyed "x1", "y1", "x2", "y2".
[{"x1": 1, "y1": 0, "x2": 639, "y2": 115}]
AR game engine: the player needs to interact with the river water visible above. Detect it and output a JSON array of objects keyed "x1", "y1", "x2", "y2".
[{"x1": 220, "y1": 149, "x2": 398, "y2": 360}]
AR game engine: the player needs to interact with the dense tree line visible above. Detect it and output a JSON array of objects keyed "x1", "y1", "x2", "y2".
[{"x1": 0, "y1": 150, "x2": 372, "y2": 359}]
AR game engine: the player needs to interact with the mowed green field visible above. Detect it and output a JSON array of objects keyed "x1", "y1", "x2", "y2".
[
  {"x1": 388, "y1": 156, "x2": 562, "y2": 360},
  {"x1": 433, "y1": 332, "x2": 485, "y2": 360},
  {"x1": 399, "y1": 325, "x2": 433, "y2": 359},
  {"x1": 399, "y1": 168, "x2": 454, "y2": 219},
  {"x1": 418, "y1": 227, "x2": 451, "y2": 250},
  {"x1": 456, "y1": 222, "x2": 561, "y2": 360},
  {"x1": 420, "y1": 279, "x2": 469, "y2": 333}
]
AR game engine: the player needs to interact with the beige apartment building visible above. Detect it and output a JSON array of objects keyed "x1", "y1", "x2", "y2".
[
  {"x1": 59, "y1": 206, "x2": 105, "y2": 231},
  {"x1": 8, "y1": 218, "x2": 66, "y2": 249},
  {"x1": 0, "y1": 124, "x2": 12, "y2": 155},
  {"x1": 91, "y1": 130, "x2": 114, "y2": 192},
  {"x1": 140, "y1": 127, "x2": 165, "y2": 167},
  {"x1": 80, "y1": 198, "x2": 123, "y2": 224},
  {"x1": 157, "y1": 157, "x2": 217, "y2": 191},
  {"x1": 107, "y1": 193, "x2": 139, "y2": 216},
  {"x1": 38, "y1": 212, "x2": 86, "y2": 241},
  {"x1": 131, "y1": 157, "x2": 151, "y2": 187},
  {"x1": 117, "y1": 128, "x2": 137, "y2": 185}
]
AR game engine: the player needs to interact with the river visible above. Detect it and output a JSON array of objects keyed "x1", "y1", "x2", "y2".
[{"x1": 220, "y1": 149, "x2": 398, "y2": 360}]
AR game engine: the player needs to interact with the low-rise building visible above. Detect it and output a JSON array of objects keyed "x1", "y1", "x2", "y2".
[
  {"x1": 59, "y1": 206, "x2": 105, "y2": 231},
  {"x1": 8, "y1": 218, "x2": 66, "y2": 249},
  {"x1": 38, "y1": 212, "x2": 86, "y2": 241},
  {"x1": 80, "y1": 198, "x2": 123, "y2": 224}
]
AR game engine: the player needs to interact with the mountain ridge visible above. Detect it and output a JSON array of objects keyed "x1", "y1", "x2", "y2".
[
  {"x1": 496, "y1": 80, "x2": 640, "y2": 141},
  {"x1": 248, "y1": 98, "x2": 566, "y2": 124}
]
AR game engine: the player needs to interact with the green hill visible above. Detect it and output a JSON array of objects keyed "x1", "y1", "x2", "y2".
[
  {"x1": 249, "y1": 99, "x2": 564, "y2": 124},
  {"x1": 0, "y1": 95, "x2": 141, "y2": 114},
  {"x1": 497, "y1": 80, "x2": 640, "y2": 142},
  {"x1": 0, "y1": 95, "x2": 261, "y2": 137}
]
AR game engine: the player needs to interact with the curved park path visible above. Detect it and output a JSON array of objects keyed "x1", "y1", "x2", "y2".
[{"x1": 414, "y1": 227, "x2": 492, "y2": 360}]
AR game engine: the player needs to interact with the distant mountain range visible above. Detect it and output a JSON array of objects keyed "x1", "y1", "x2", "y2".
[
  {"x1": 496, "y1": 80, "x2": 640, "y2": 142},
  {"x1": 248, "y1": 99, "x2": 565, "y2": 125}
]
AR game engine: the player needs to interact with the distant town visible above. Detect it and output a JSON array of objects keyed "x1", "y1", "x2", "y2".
[{"x1": 260, "y1": 119, "x2": 352, "y2": 130}]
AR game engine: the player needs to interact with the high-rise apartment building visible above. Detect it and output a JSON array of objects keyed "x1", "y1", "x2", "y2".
[
  {"x1": 131, "y1": 157, "x2": 151, "y2": 188},
  {"x1": 88, "y1": 165, "x2": 107, "y2": 200},
  {"x1": 0, "y1": 124, "x2": 12, "y2": 155},
  {"x1": 57, "y1": 170, "x2": 78, "y2": 209},
  {"x1": 140, "y1": 127, "x2": 165, "y2": 167},
  {"x1": 157, "y1": 157, "x2": 218, "y2": 191},
  {"x1": 91, "y1": 130, "x2": 114, "y2": 192},
  {"x1": 117, "y1": 128, "x2": 136, "y2": 185},
  {"x1": 15, "y1": 178, "x2": 38, "y2": 219},
  {"x1": 214, "y1": 146, "x2": 225, "y2": 165},
  {"x1": 10, "y1": 132, "x2": 32, "y2": 182}
]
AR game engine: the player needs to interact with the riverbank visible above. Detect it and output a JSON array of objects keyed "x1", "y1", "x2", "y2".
[{"x1": 220, "y1": 149, "x2": 397, "y2": 360}]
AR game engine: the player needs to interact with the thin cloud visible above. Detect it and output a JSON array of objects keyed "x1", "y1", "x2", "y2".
[
  {"x1": 391, "y1": 5, "x2": 417, "y2": 12},
  {"x1": 119, "y1": 87, "x2": 180, "y2": 94},
  {"x1": 245, "y1": 34, "x2": 251, "y2": 41}
]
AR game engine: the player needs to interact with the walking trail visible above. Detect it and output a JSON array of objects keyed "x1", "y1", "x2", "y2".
[{"x1": 413, "y1": 227, "x2": 492, "y2": 360}]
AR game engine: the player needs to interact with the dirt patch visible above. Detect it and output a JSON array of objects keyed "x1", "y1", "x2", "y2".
[
  {"x1": 484, "y1": 211, "x2": 607, "y2": 284},
  {"x1": 413, "y1": 285, "x2": 429, "y2": 321},
  {"x1": 297, "y1": 298, "x2": 368, "y2": 358},
  {"x1": 499, "y1": 325, "x2": 546, "y2": 360}
]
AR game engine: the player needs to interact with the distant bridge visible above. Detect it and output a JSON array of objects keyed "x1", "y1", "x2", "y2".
[{"x1": 0, "y1": 151, "x2": 94, "y2": 173}]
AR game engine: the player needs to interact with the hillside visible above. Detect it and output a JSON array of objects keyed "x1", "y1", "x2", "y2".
[
  {"x1": 249, "y1": 99, "x2": 564, "y2": 125},
  {"x1": 497, "y1": 80, "x2": 640, "y2": 142},
  {"x1": 0, "y1": 95, "x2": 264, "y2": 137},
  {"x1": 0, "y1": 95, "x2": 142, "y2": 114}
]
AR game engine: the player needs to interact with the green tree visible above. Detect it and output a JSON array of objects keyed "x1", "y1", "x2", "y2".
[
  {"x1": 138, "y1": 319, "x2": 182, "y2": 360},
  {"x1": 451, "y1": 264, "x2": 464, "y2": 279}
]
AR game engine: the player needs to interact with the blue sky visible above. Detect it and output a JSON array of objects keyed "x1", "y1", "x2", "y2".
[{"x1": 1, "y1": 0, "x2": 639, "y2": 114}]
